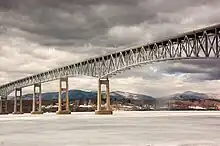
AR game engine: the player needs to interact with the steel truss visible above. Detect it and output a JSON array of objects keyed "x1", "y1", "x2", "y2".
[{"x1": 0, "y1": 24, "x2": 220, "y2": 97}]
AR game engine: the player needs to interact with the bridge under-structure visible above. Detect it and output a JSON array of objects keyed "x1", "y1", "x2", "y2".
[{"x1": 0, "y1": 24, "x2": 220, "y2": 115}]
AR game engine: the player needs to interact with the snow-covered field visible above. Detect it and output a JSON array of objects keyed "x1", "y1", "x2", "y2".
[{"x1": 0, "y1": 111, "x2": 220, "y2": 146}]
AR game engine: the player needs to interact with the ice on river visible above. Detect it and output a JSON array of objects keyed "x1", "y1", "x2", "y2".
[{"x1": 0, "y1": 111, "x2": 220, "y2": 146}]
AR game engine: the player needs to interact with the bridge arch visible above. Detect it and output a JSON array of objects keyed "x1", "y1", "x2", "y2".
[
  {"x1": 0, "y1": 24, "x2": 220, "y2": 114},
  {"x1": 99, "y1": 25, "x2": 220, "y2": 78},
  {"x1": 103, "y1": 57, "x2": 220, "y2": 79},
  {"x1": 0, "y1": 24, "x2": 220, "y2": 96}
]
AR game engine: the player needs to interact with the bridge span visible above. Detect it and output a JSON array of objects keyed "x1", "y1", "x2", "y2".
[{"x1": 0, "y1": 24, "x2": 220, "y2": 115}]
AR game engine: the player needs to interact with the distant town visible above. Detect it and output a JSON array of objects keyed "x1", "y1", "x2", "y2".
[{"x1": 5, "y1": 90, "x2": 220, "y2": 113}]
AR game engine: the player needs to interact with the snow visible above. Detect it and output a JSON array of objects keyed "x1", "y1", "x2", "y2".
[
  {"x1": 112, "y1": 91, "x2": 146, "y2": 100},
  {"x1": 79, "y1": 105, "x2": 93, "y2": 108},
  {"x1": 0, "y1": 111, "x2": 220, "y2": 146},
  {"x1": 188, "y1": 106, "x2": 206, "y2": 109}
]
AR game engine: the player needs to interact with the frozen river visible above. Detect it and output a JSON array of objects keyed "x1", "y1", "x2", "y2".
[{"x1": 0, "y1": 111, "x2": 220, "y2": 146}]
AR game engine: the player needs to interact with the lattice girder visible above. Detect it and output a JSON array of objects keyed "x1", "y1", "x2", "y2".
[{"x1": 0, "y1": 24, "x2": 220, "y2": 96}]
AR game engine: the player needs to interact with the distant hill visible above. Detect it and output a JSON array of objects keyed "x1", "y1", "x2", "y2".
[
  {"x1": 18, "y1": 89, "x2": 155, "y2": 101},
  {"x1": 22, "y1": 90, "x2": 97, "y2": 100},
  {"x1": 7, "y1": 90, "x2": 220, "y2": 102},
  {"x1": 111, "y1": 91, "x2": 155, "y2": 101},
  {"x1": 157, "y1": 91, "x2": 220, "y2": 101},
  {"x1": 170, "y1": 91, "x2": 209, "y2": 100},
  {"x1": 155, "y1": 91, "x2": 220, "y2": 108}
]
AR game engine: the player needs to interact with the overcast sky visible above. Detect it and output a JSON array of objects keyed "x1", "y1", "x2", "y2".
[{"x1": 1, "y1": 0, "x2": 220, "y2": 97}]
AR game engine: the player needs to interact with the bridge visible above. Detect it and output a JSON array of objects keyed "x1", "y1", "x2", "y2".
[{"x1": 0, "y1": 24, "x2": 220, "y2": 115}]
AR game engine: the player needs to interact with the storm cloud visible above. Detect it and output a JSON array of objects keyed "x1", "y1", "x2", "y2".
[{"x1": 1, "y1": 0, "x2": 220, "y2": 97}]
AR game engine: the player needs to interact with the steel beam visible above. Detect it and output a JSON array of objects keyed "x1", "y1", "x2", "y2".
[{"x1": 0, "y1": 24, "x2": 219, "y2": 99}]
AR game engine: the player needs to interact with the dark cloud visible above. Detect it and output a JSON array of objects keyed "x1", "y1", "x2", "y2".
[
  {"x1": 1, "y1": 0, "x2": 219, "y2": 49},
  {"x1": 1, "y1": 0, "x2": 220, "y2": 83},
  {"x1": 158, "y1": 59, "x2": 220, "y2": 81},
  {"x1": 0, "y1": 0, "x2": 141, "y2": 45}
]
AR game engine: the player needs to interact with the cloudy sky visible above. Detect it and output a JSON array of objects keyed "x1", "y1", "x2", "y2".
[{"x1": 1, "y1": 0, "x2": 220, "y2": 97}]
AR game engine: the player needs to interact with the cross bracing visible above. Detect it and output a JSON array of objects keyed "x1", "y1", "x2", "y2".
[{"x1": 0, "y1": 24, "x2": 220, "y2": 97}]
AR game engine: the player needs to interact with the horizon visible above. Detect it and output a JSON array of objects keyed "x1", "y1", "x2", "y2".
[
  {"x1": 6, "y1": 88, "x2": 220, "y2": 99},
  {"x1": 1, "y1": 0, "x2": 220, "y2": 97}
]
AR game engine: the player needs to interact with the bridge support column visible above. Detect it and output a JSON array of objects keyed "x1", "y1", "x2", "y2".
[
  {"x1": 13, "y1": 88, "x2": 23, "y2": 114},
  {"x1": 95, "y1": 78, "x2": 113, "y2": 115},
  {"x1": 31, "y1": 83, "x2": 43, "y2": 114},
  {"x1": 56, "y1": 77, "x2": 71, "y2": 115},
  {"x1": 0, "y1": 96, "x2": 8, "y2": 115}
]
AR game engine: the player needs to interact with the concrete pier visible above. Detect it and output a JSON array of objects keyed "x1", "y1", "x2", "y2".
[
  {"x1": 12, "y1": 88, "x2": 24, "y2": 114},
  {"x1": 56, "y1": 77, "x2": 71, "y2": 114},
  {"x1": 31, "y1": 83, "x2": 43, "y2": 114},
  {"x1": 95, "y1": 78, "x2": 113, "y2": 115},
  {"x1": 0, "y1": 96, "x2": 8, "y2": 115}
]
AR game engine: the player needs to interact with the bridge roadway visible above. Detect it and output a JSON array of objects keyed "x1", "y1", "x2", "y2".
[{"x1": 0, "y1": 24, "x2": 220, "y2": 115}]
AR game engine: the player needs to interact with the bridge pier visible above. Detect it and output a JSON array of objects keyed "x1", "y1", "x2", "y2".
[
  {"x1": 31, "y1": 83, "x2": 43, "y2": 114},
  {"x1": 95, "y1": 78, "x2": 113, "y2": 115},
  {"x1": 12, "y1": 88, "x2": 23, "y2": 114},
  {"x1": 0, "y1": 96, "x2": 8, "y2": 115},
  {"x1": 56, "y1": 77, "x2": 71, "y2": 114}
]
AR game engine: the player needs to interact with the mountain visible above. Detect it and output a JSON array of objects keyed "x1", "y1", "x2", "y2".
[
  {"x1": 20, "y1": 89, "x2": 155, "y2": 101},
  {"x1": 159, "y1": 91, "x2": 220, "y2": 100},
  {"x1": 170, "y1": 91, "x2": 209, "y2": 100},
  {"x1": 8, "y1": 90, "x2": 219, "y2": 102},
  {"x1": 155, "y1": 91, "x2": 220, "y2": 108},
  {"x1": 111, "y1": 91, "x2": 155, "y2": 101},
  {"x1": 22, "y1": 90, "x2": 97, "y2": 100}
]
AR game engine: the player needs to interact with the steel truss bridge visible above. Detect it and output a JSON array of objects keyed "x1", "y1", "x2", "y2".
[{"x1": 0, "y1": 24, "x2": 220, "y2": 114}]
